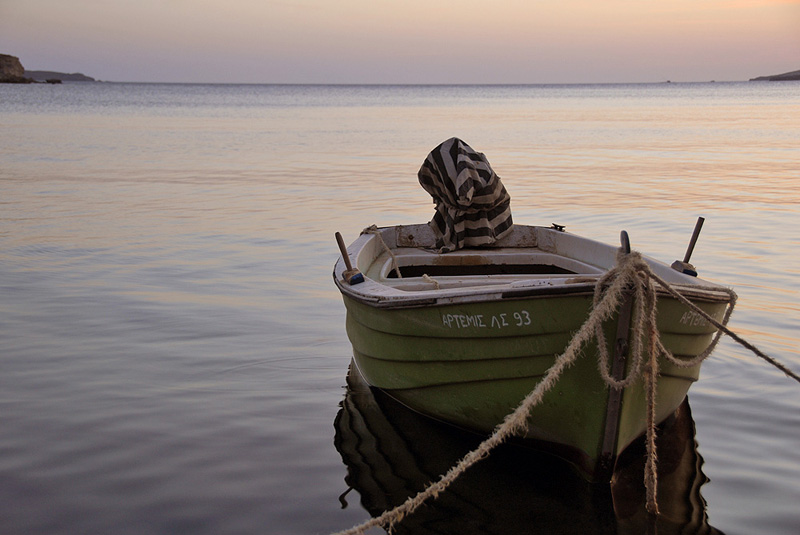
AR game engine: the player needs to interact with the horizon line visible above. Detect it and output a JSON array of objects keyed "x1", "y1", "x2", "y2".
[{"x1": 50, "y1": 79, "x2": 754, "y2": 86}]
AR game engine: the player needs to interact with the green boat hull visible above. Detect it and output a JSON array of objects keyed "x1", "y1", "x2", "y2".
[
  {"x1": 334, "y1": 364, "x2": 721, "y2": 533},
  {"x1": 343, "y1": 291, "x2": 728, "y2": 475}
]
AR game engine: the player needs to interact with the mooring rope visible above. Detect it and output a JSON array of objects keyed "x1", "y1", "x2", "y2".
[
  {"x1": 421, "y1": 274, "x2": 440, "y2": 289},
  {"x1": 647, "y1": 270, "x2": 800, "y2": 384},
  {"x1": 332, "y1": 247, "x2": 798, "y2": 535},
  {"x1": 362, "y1": 225, "x2": 402, "y2": 279}
]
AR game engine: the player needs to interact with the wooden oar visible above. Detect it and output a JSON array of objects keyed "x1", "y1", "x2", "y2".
[
  {"x1": 671, "y1": 217, "x2": 705, "y2": 276},
  {"x1": 335, "y1": 232, "x2": 365, "y2": 285}
]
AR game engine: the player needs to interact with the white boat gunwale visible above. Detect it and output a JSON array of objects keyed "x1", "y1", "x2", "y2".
[{"x1": 333, "y1": 224, "x2": 733, "y2": 310}]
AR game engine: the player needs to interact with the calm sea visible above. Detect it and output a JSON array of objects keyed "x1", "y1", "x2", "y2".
[{"x1": 1, "y1": 82, "x2": 799, "y2": 535}]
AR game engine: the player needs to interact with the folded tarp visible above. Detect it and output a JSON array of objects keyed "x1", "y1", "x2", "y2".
[{"x1": 418, "y1": 137, "x2": 513, "y2": 253}]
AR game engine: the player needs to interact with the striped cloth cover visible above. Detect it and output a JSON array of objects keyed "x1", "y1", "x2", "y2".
[{"x1": 418, "y1": 137, "x2": 513, "y2": 252}]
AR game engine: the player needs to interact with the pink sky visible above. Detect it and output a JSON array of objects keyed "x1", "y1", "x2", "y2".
[{"x1": 2, "y1": 0, "x2": 798, "y2": 83}]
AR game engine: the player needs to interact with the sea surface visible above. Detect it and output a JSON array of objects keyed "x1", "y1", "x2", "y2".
[{"x1": 1, "y1": 82, "x2": 799, "y2": 535}]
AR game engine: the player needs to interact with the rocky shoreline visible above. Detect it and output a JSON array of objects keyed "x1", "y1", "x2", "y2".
[
  {"x1": 1, "y1": 53, "x2": 95, "y2": 83},
  {"x1": 0, "y1": 54, "x2": 32, "y2": 83}
]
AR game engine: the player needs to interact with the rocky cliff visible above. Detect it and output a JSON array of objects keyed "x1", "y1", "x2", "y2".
[{"x1": 0, "y1": 54, "x2": 32, "y2": 83}]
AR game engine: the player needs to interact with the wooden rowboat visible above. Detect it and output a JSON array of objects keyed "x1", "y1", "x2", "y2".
[{"x1": 333, "y1": 222, "x2": 733, "y2": 477}]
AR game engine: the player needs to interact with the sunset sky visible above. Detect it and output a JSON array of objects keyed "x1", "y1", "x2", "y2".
[{"x1": 2, "y1": 0, "x2": 798, "y2": 84}]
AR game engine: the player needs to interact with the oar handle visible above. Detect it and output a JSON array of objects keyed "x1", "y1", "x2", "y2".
[
  {"x1": 620, "y1": 230, "x2": 631, "y2": 254},
  {"x1": 335, "y1": 232, "x2": 354, "y2": 271},
  {"x1": 683, "y1": 217, "x2": 705, "y2": 263}
]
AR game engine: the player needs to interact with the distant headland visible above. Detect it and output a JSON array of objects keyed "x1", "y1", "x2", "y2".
[
  {"x1": 1, "y1": 53, "x2": 96, "y2": 83},
  {"x1": 24, "y1": 70, "x2": 96, "y2": 82},
  {"x1": 749, "y1": 69, "x2": 800, "y2": 81}
]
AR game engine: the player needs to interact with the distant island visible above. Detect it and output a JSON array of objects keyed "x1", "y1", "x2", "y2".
[
  {"x1": 24, "y1": 70, "x2": 96, "y2": 82},
  {"x1": 749, "y1": 69, "x2": 800, "y2": 81},
  {"x1": 1, "y1": 53, "x2": 95, "y2": 83}
]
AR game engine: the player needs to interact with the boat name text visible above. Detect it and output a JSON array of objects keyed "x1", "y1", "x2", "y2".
[
  {"x1": 679, "y1": 310, "x2": 710, "y2": 327},
  {"x1": 441, "y1": 310, "x2": 532, "y2": 329}
]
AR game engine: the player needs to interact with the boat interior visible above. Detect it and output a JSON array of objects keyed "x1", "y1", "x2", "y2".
[
  {"x1": 337, "y1": 223, "x2": 726, "y2": 302},
  {"x1": 367, "y1": 248, "x2": 604, "y2": 292}
]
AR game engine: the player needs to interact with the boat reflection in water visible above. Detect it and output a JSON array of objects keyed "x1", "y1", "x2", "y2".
[{"x1": 334, "y1": 364, "x2": 723, "y2": 535}]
